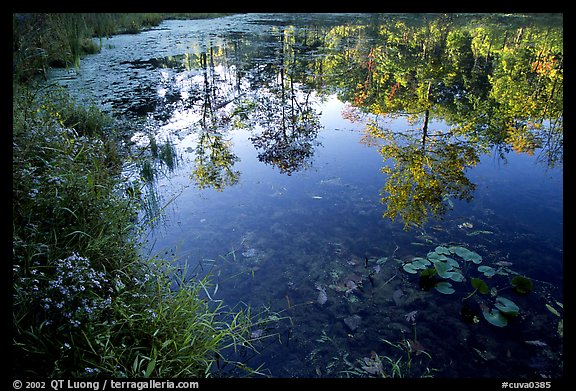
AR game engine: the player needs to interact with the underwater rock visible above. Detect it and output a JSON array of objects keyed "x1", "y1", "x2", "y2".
[
  {"x1": 344, "y1": 280, "x2": 358, "y2": 295},
  {"x1": 315, "y1": 283, "x2": 328, "y2": 305},
  {"x1": 242, "y1": 248, "x2": 258, "y2": 258},
  {"x1": 317, "y1": 290, "x2": 328, "y2": 305},
  {"x1": 251, "y1": 329, "x2": 265, "y2": 339},
  {"x1": 344, "y1": 314, "x2": 362, "y2": 331},
  {"x1": 361, "y1": 353, "x2": 384, "y2": 376},
  {"x1": 392, "y1": 289, "x2": 404, "y2": 306}
]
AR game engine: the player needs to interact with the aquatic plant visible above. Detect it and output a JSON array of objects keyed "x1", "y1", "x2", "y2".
[
  {"x1": 343, "y1": 339, "x2": 434, "y2": 378},
  {"x1": 478, "y1": 265, "x2": 496, "y2": 277},
  {"x1": 511, "y1": 275, "x2": 533, "y2": 294},
  {"x1": 463, "y1": 277, "x2": 490, "y2": 300},
  {"x1": 481, "y1": 296, "x2": 520, "y2": 327},
  {"x1": 399, "y1": 244, "x2": 535, "y2": 328},
  {"x1": 434, "y1": 281, "x2": 455, "y2": 294}
]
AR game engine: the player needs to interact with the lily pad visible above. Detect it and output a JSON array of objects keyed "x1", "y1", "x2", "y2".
[
  {"x1": 410, "y1": 259, "x2": 429, "y2": 270},
  {"x1": 427, "y1": 251, "x2": 448, "y2": 263},
  {"x1": 482, "y1": 309, "x2": 508, "y2": 327},
  {"x1": 448, "y1": 246, "x2": 482, "y2": 264},
  {"x1": 435, "y1": 246, "x2": 451, "y2": 255},
  {"x1": 434, "y1": 261, "x2": 454, "y2": 278},
  {"x1": 445, "y1": 257, "x2": 460, "y2": 268},
  {"x1": 495, "y1": 268, "x2": 510, "y2": 276},
  {"x1": 412, "y1": 257, "x2": 431, "y2": 266},
  {"x1": 494, "y1": 296, "x2": 519, "y2": 315},
  {"x1": 511, "y1": 275, "x2": 533, "y2": 294},
  {"x1": 478, "y1": 265, "x2": 496, "y2": 277},
  {"x1": 403, "y1": 263, "x2": 419, "y2": 274},
  {"x1": 434, "y1": 281, "x2": 455, "y2": 294},
  {"x1": 448, "y1": 271, "x2": 465, "y2": 282},
  {"x1": 471, "y1": 277, "x2": 489, "y2": 294}
]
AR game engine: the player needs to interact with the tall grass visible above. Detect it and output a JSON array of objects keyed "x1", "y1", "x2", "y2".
[{"x1": 12, "y1": 83, "x2": 270, "y2": 377}]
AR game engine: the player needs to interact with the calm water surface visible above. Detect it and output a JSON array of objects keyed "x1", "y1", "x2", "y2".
[{"x1": 49, "y1": 13, "x2": 563, "y2": 378}]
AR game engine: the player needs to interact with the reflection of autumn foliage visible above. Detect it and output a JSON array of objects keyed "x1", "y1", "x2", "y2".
[
  {"x1": 387, "y1": 81, "x2": 401, "y2": 102},
  {"x1": 353, "y1": 83, "x2": 369, "y2": 106},
  {"x1": 531, "y1": 50, "x2": 562, "y2": 77},
  {"x1": 341, "y1": 103, "x2": 363, "y2": 123},
  {"x1": 353, "y1": 48, "x2": 379, "y2": 107},
  {"x1": 505, "y1": 125, "x2": 541, "y2": 155}
]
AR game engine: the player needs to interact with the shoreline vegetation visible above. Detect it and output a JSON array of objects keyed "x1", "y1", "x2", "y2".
[
  {"x1": 12, "y1": 13, "x2": 268, "y2": 378},
  {"x1": 13, "y1": 13, "x2": 234, "y2": 82}
]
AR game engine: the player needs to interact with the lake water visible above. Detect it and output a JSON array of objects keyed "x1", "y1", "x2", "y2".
[{"x1": 49, "y1": 13, "x2": 563, "y2": 379}]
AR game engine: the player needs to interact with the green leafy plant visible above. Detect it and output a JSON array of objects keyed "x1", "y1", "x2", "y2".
[
  {"x1": 13, "y1": 84, "x2": 270, "y2": 378},
  {"x1": 402, "y1": 244, "x2": 529, "y2": 328}
]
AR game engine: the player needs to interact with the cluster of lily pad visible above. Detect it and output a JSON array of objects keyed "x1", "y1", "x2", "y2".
[
  {"x1": 401, "y1": 245, "x2": 530, "y2": 327},
  {"x1": 402, "y1": 245, "x2": 481, "y2": 294}
]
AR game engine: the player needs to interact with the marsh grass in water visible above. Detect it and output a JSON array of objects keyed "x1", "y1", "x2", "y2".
[{"x1": 13, "y1": 13, "x2": 233, "y2": 82}]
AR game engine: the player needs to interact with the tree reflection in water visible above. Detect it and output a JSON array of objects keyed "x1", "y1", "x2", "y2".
[{"x1": 127, "y1": 13, "x2": 562, "y2": 228}]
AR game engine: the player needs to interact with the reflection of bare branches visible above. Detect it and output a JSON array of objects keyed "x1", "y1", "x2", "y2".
[
  {"x1": 248, "y1": 78, "x2": 321, "y2": 175},
  {"x1": 535, "y1": 117, "x2": 563, "y2": 169}
]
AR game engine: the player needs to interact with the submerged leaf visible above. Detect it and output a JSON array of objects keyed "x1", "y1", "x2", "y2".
[
  {"x1": 427, "y1": 251, "x2": 448, "y2": 262},
  {"x1": 403, "y1": 263, "x2": 419, "y2": 274},
  {"x1": 494, "y1": 296, "x2": 520, "y2": 315},
  {"x1": 434, "y1": 261, "x2": 454, "y2": 278},
  {"x1": 445, "y1": 257, "x2": 460, "y2": 268},
  {"x1": 511, "y1": 275, "x2": 533, "y2": 294},
  {"x1": 435, "y1": 246, "x2": 451, "y2": 255},
  {"x1": 411, "y1": 258, "x2": 431, "y2": 269},
  {"x1": 478, "y1": 265, "x2": 496, "y2": 277},
  {"x1": 471, "y1": 277, "x2": 489, "y2": 294},
  {"x1": 317, "y1": 289, "x2": 328, "y2": 305},
  {"x1": 434, "y1": 281, "x2": 455, "y2": 294},
  {"x1": 545, "y1": 303, "x2": 561, "y2": 317},
  {"x1": 448, "y1": 271, "x2": 465, "y2": 282},
  {"x1": 448, "y1": 246, "x2": 482, "y2": 264},
  {"x1": 525, "y1": 340, "x2": 548, "y2": 347},
  {"x1": 482, "y1": 309, "x2": 508, "y2": 327}
]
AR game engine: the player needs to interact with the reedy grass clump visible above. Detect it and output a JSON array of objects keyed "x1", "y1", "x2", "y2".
[{"x1": 13, "y1": 83, "x2": 267, "y2": 378}]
